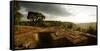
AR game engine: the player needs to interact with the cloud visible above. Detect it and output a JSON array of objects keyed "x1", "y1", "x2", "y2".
[
  {"x1": 18, "y1": 2, "x2": 96, "y2": 23},
  {"x1": 19, "y1": 2, "x2": 71, "y2": 17}
]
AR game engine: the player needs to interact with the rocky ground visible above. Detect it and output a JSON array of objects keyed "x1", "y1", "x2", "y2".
[{"x1": 14, "y1": 25, "x2": 97, "y2": 49}]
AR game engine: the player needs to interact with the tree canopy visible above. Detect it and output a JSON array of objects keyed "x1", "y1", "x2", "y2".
[
  {"x1": 14, "y1": 2, "x2": 22, "y2": 25},
  {"x1": 27, "y1": 11, "x2": 45, "y2": 26}
]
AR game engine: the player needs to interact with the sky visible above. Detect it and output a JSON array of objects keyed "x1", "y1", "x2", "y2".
[{"x1": 18, "y1": 2, "x2": 97, "y2": 23}]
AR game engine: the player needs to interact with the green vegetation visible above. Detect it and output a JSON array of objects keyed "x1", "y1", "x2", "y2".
[
  {"x1": 13, "y1": 2, "x2": 97, "y2": 49},
  {"x1": 76, "y1": 23, "x2": 97, "y2": 35},
  {"x1": 17, "y1": 20, "x2": 97, "y2": 35},
  {"x1": 27, "y1": 11, "x2": 45, "y2": 26},
  {"x1": 86, "y1": 25, "x2": 97, "y2": 35},
  {"x1": 14, "y1": 2, "x2": 23, "y2": 25}
]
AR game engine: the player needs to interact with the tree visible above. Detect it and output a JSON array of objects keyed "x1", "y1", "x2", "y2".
[
  {"x1": 76, "y1": 27, "x2": 81, "y2": 31},
  {"x1": 27, "y1": 11, "x2": 45, "y2": 26},
  {"x1": 13, "y1": 1, "x2": 22, "y2": 25},
  {"x1": 86, "y1": 26, "x2": 97, "y2": 35},
  {"x1": 67, "y1": 23, "x2": 73, "y2": 29}
]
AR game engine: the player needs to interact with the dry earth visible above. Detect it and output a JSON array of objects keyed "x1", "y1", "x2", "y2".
[{"x1": 14, "y1": 25, "x2": 97, "y2": 49}]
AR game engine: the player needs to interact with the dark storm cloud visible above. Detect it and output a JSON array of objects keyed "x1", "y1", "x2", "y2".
[{"x1": 19, "y1": 2, "x2": 71, "y2": 17}]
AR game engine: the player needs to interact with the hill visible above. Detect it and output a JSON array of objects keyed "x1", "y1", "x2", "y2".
[
  {"x1": 75, "y1": 22, "x2": 97, "y2": 35},
  {"x1": 76, "y1": 22, "x2": 96, "y2": 30}
]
